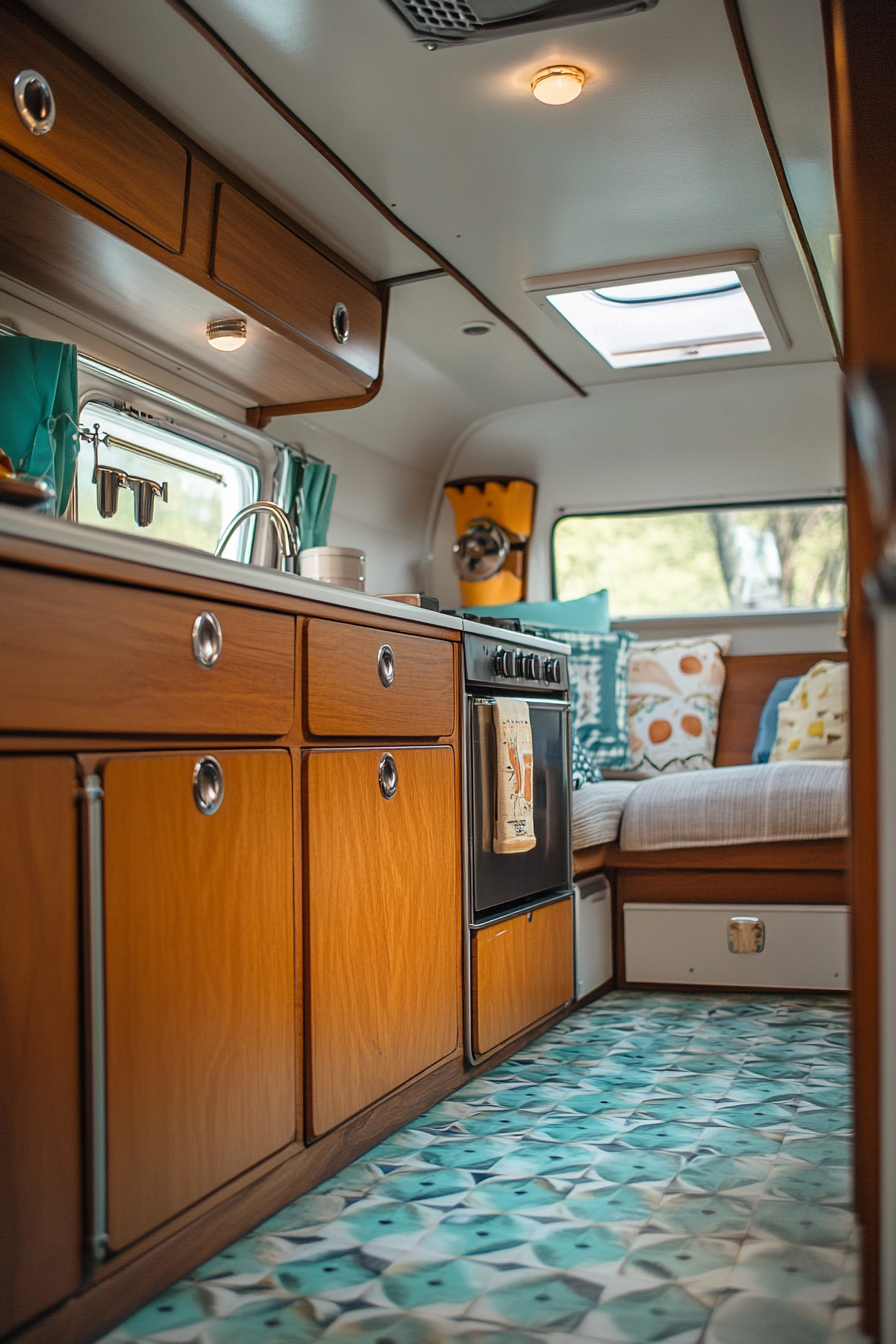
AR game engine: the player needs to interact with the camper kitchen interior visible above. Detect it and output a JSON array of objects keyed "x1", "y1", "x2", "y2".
[{"x1": 0, "y1": 0, "x2": 893, "y2": 1341}]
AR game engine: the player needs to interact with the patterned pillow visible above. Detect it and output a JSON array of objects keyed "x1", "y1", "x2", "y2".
[
  {"x1": 769, "y1": 660, "x2": 849, "y2": 761},
  {"x1": 556, "y1": 630, "x2": 635, "y2": 772},
  {"x1": 571, "y1": 729, "x2": 603, "y2": 789},
  {"x1": 613, "y1": 634, "x2": 732, "y2": 778}
]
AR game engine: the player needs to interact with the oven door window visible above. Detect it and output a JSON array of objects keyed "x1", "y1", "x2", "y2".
[{"x1": 471, "y1": 698, "x2": 571, "y2": 917}]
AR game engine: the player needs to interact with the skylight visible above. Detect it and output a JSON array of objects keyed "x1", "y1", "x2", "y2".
[{"x1": 546, "y1": 269, "x2": 772, "y2": 369}]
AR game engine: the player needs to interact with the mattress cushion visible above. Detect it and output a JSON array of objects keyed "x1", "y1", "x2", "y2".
[
  {"x1": 572, "y1": 781, "x2": 639, "y2": 850},
  {"x1": 619, "y1": 761, "x2": 849, "y2": 851}
]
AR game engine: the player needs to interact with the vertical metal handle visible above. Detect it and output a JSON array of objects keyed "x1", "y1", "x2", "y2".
[
  {"x1": 192, "y1": 611, "x2": 223, "y2": 668},
  {"x1": 379, "y1": 752, "x2": 398, "y2": 800},
  {"x1": 377, "y1": 643, "x2": 395, "y2": 687},
  {"x1": 80, "y1": 775, "x2": 108, "y2": 1263},
  {"x1": 193, "y1": 757, "x2": 225, "y2": 815}
]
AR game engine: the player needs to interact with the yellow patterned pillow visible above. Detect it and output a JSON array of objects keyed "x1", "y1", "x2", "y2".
[{"x1": 770, "y1": 660, "x2": 849, "y2": 761}]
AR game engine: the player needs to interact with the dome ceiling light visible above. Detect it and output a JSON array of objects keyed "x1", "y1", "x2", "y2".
[
  {"x1": 531, "y1": 65, "x2": 585, "y2": 105},
  {"x1": 206, "y1": 318, "x2": 248, "y2": 351}
]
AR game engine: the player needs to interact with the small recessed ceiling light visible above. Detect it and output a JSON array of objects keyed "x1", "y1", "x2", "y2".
[
  {"x1": 206, "y1": 318, "x2": 247, "y2": 351},
  {"x1": 459, "y1": 320, "x2": 495, "y2": 336},
  {"x1": 531, "y1": 66, "x2": 585, "y2": 106}
]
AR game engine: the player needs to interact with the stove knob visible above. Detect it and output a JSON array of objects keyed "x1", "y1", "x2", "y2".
[
  {"x1": 544, "y1": 657, "x2": 563, "y2": 684},
  {"x1": 525, "y1": 653, "x2": 541, "y2": 680},
  {"x1": 493, "y1": 647, "x2": 516, "y2": 678}
]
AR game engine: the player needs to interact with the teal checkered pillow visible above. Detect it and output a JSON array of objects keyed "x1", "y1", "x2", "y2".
[{"x1": 554, "y1": 630, "x2": 635, "y2": 772}]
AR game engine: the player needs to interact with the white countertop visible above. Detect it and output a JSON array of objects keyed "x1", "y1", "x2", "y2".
[{"x1": 0, "y1": 505, "x2": 465, "y2": 633}]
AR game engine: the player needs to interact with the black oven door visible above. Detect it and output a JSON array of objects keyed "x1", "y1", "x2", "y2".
[{"x1": 469, "y1": 696, "x2": 572, "y2": 919}]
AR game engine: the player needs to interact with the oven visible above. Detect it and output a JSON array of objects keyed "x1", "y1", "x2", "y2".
[{"x1": 463, "y1": 627, "x2": 573, "y2": 924}]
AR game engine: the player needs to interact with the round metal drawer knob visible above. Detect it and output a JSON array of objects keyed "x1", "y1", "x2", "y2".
[
  {"x1": 331, "y1": 301, "x2": 350, "y2": 344},
  {"x1": 192, "y1": 610, "x2": 223, "y2": 668},
  {"x1": 377, "y1": 643, "x2": 395, "y2": 688},
  {"x1": 193, "y1": 756, "x2": 224, "y2": 815},
  {"x1": 378, "y1": 752, "x2": 398, "y2": 800},
  {"x1": 14, "y1": 69, "x2": 56, "y2": 135}
]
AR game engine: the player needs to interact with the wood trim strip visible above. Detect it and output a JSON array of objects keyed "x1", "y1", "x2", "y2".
[
  {"x1": 163, "y1": 0, "x2": 587, "y2": 399},
  {"x1": 603, "y1": 838, "x2": 848, "y2": 871},
  {"x1": 385, "y1": 268, "x2": 448, "y2": 287},
  {"x1": 722, "y1": 0, "x2": 842, "y2": 361}
]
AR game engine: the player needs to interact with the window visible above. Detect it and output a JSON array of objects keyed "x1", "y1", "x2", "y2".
[
  {"x1": 76, "y1": 401, "x2": 260, "y2": 561},
  {"x1": 546, "y1": 270, "x2": 771, "y2": 369},
  {"x1": 553, "y1": 501, "x2": 847, "y2": 618}
]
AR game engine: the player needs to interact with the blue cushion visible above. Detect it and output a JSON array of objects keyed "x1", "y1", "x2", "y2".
[
  {"x1": 752, "y1": 676, "x2": 800, "y2": 764},
  {"x1": 461, "y1": 590, "x2": 610, "y2": 633},
  {"x1": 554, "y1": 629, "x2": 635, "y2": 771}
]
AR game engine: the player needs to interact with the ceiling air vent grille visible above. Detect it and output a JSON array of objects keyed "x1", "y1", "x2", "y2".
[
  {"x1": 400, "y1": 0, "x2": 481, "y2": 32},
  {"x1": 383, "y1": 0, "x2": 658, "y2": 45}
]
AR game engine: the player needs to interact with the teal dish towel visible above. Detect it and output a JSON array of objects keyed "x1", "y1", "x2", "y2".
[{"x1": 0, "y1": 335, "x2": 79, "y2": 514}]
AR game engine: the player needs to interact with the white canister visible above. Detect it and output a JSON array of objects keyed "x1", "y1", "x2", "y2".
[{"x1": 299, "y1": 546, "x2": 366, "y2": 591}]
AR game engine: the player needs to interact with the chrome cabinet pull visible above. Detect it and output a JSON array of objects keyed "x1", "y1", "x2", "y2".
[
  {"x1": 192, "y1": 611, "x2": 223, "y2": 668},
  {"x1": 331, "y1": 301, "x2": 350, "y2": 344},
  {"x1": 378, "y1": 752, "x2": 398, "y2": 800},
  {"x1": 14, "y1": 69, "x2": 55, "y2": 135},
  {"x1": 727, "y1": 916, "x2": 765, "y2": 953},
  {"x1": 193, "y1": 756, "x2": 224, "y2": 815},
  {"x1": 377, "y1": 643, "x2": 395, "y2": 687}
]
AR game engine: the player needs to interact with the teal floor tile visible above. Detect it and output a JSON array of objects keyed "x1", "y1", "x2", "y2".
[{"x1": 100, "y1": 991, "x2": 859, "y2": 1344}]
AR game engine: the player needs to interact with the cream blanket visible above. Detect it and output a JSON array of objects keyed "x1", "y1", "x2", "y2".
[{"x1": 493, "y1": 699, "x2": 536, "y2": 854}]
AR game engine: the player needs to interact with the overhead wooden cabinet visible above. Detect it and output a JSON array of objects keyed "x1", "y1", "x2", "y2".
[
  {"x1": 0, "y1": 757, "x2": 82, "y2": 1336},
  {"x1": 305, "y1": 746, "x2": 459, "y2": 1136},
  {"x1": 212, "y1": 184, "x2": 382, "y2": 385},
  {"x1": 0, "y1": 7, "x2": 189, "y2": 251},
  {"x1": 472, "y1": 898, "x2": 574, "y2": 1057},
  {"x1": 0, "y1": 567, "x2": 296, "y2": 736},
  {"x1": 103, "y1": 750, "x2": 296, "y2": 1250}
]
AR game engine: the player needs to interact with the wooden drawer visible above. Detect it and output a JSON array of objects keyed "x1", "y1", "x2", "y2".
[
  {"x1": 0, "y1": 567, "x2": 295, "y2": 736},
  {"x1": 472, "y1": 898, "x2": 573, "y2": 1057},
  {"x1": 211, "y1": 184, "x2": 382, "y2": 384},
  {"x1": 0, "y1": 9, "x2": 188, "y2": 251},
  {"x1": 624, "y1": 902, "x2": 850, "y2": 990},
  {"x1": 305, "y1": 619, "x2": 455, "y2": 738}
]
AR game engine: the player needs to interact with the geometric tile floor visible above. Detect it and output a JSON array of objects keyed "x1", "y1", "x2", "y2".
[{"x1": 102, "y1": 992, "x2": 868, "y2": 1344}]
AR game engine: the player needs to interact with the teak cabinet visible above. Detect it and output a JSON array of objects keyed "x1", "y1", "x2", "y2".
[
  {"x1": 305, "y1": 746, "x2": 460, "y2": 1136},
  {"x1": 472, "y1": 898, "x2": 574, "y2": 1057},
  {"x1": 103, "y1": 750, "x2": 296, "y2": 1249},
  {"x1": 0, "y1": 757, "x2": 83, "y2": 1336},
  {"x1": 0, "y1": 4, "x2": 385, "y2": 418}
]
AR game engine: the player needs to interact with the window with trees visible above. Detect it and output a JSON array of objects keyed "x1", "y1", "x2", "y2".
[{"x1": 552, "y1": 501, "x2": 846, "y2": 619}]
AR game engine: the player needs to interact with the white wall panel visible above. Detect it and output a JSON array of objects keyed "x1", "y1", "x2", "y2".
[{"x1": 429, "y1": 361, "x2": 843, "y2": 618}]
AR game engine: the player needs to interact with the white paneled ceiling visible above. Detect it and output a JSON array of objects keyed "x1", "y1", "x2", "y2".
[{"x1": 26, "y1": 0, "x2": 839, "y2": 421}]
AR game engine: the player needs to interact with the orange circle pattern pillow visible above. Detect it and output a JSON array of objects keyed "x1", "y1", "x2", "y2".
[{"x1": 614, "y1": 635, "x2": 732, "y2": 778}]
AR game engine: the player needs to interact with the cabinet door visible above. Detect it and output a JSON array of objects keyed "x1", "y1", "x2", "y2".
[
  {"x1": 0, "y1": 757, "x2": 81, "y2": 1335},
  {"x1": 472, "y1": 898, "x2": 573, "y2": 1057},
  {"x1": 306, "y1": 747, "x2": 459, "y2": 1136},
  {"x1": 0, "y1": 9, "x2": 189, "y2": 251},
  {"x1": 104, "y1": 751, "x2": 296, "y2": 1251}
]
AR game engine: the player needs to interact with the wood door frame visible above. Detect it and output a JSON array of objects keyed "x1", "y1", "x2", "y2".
[{"x1": 823, "y1": 1, "x2": 896, "y2": 1333}]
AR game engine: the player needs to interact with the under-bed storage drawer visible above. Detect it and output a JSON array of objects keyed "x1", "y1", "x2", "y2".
[{"x1": 624, "y1": 902, "x2": 849, "y2": 991}]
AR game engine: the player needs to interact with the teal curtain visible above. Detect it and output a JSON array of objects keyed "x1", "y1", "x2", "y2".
[
  {"x1": 0, "y1": 335, "x2": 79, "y2": 515},
  {"x1": 300, "y1": 460, "x2": 337, "y2": 550}
]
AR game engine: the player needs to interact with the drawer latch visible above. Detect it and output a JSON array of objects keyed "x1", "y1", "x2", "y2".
[{"x1": 727, "y1": 916, "x2": 765, "y2": 953}]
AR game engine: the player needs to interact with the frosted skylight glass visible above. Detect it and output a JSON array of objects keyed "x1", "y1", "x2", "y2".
[{"x1": 547, "y1": 269, "x2": 772, "y2": 368}]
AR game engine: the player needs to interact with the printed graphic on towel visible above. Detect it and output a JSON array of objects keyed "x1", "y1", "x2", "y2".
[{"x1": 493, "y1": 698, "x2": 536, "y2": 854}]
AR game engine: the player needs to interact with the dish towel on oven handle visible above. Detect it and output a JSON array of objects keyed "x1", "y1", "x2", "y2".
[{"x1": 493, "y1": 698, "x2": 536, "y2": 854}]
